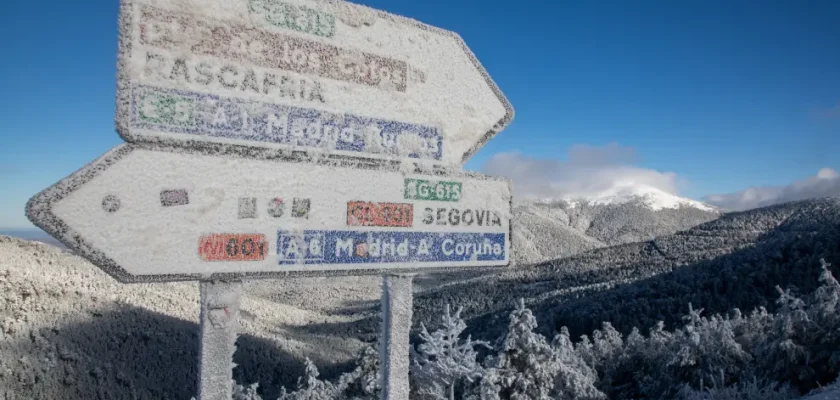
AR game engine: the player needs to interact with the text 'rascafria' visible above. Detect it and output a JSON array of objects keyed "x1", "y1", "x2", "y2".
[{"x1": 144, "y1": 52, "x2": 325, "y2": 104}]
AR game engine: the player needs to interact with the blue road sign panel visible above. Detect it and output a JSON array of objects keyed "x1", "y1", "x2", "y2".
[
  {"x1": 131, "y1": 85, "x2": 443, "y2": 160},
  {"x1": 276, "y1": 230, "x2": 506, "y2": 265}
]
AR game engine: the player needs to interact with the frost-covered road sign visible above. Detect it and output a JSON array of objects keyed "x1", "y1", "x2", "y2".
[
  {"x1": 25, "y1": 145, "x2": 512, "y2": 283},
  {"x1": 27, "y1": 2, "x2": 514, "y2": 398},
  {"x1": 116, "y1": 0, "x2": 512, "y2": 166}
]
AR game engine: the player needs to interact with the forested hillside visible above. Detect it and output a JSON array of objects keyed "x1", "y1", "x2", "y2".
[
  {"x1": 264, "y1": 259, "x2": 840, "y2": 399},
  {"x1": 415, "y1": 197, "x2": 840, "y2": 343}
]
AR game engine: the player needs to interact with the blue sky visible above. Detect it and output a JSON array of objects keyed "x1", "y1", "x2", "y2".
[{"x1": 1, "y1": 0, "x2": 839, "y2": 229}]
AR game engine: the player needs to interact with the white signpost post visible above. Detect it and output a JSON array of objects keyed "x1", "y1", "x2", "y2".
[{"x1": 28, "y1": 0, "x2": 513, "y2": 399}]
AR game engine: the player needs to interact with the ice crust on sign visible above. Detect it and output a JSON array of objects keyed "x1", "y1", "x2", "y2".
[
  {"x1": 117, "y1": 0, "x2": 513, "y2": 166},
  {"x1": 30, "y1": 144, "x2": 512, "y2": 281}
]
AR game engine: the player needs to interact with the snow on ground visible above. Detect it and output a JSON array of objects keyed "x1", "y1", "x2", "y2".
[
  {"x1": 0, "y1": 235, "x2": 373, "y2": 399},
  {"x1": 803, "y1": 388, "x2": 840, "y2": 400}
]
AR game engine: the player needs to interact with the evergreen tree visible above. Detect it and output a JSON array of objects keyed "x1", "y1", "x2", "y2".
[
  {"x1": 480, "y1": 299, "x2": 561, "y2": 399},
  {"x1": 809, "y1": 259, "x2": 840, "y2": 382},
  {"x1": 550, "y1": 327, "x2": 606, "y2": 399},
  {"x1": 666, "y1": 304, "x2": 750, "y2": 392},
  {"x1": 411, "y1": 305, "x2": 489, "y2": 400},
  {"x1": 755, "y1": 285, "x2": 812, "y2": 386},
  {"x1": 232, "y1": 380, "x2": 262, "y2": 400},
  {"x1": 277, "y1": 358, "x2": 337, "y2": 400},
  {"x1": 337, "y1": 345, "x2": 381, "y2": 400}
]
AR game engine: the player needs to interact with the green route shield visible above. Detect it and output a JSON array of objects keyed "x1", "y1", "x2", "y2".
[{"x1": 404, "y1": 178, "x2": 462, "y2": 202}]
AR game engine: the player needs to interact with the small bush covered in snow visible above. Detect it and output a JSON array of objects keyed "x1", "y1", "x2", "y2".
[{"x1": 230, "y1": 344, "x2": 381, "y2": 400}]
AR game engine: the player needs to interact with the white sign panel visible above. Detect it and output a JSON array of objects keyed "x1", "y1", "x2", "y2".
[
  {"x1": 26, "y1": 145, "x2": 512, "y2": 283},
  {"x1": 116, "y1": 0, "x2": 513, "y2": 166}
]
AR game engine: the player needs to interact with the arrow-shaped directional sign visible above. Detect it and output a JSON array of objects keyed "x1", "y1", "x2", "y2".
[
  {"x1": 26, "y1": 145, "x2": 512, "y2": 283},
  {"x1": 116, "y1": 0, "x2": 513, "y2": 166}
]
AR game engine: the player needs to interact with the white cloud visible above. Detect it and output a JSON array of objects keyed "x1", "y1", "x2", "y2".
[
  {"x1": 703, "y1": 168, "x2": 840, "y2": 211},
  {"x1": 479, "y1": 143, "x2": 685, "y2": 202}
]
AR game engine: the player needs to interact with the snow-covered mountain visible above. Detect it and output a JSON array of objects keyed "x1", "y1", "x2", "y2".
[
  {"x1": 514, "y1": 185, "x2": 720, "y2": 265},
  {"x1": 550, "y1": 185, "x2": 717, "y2": 212}
]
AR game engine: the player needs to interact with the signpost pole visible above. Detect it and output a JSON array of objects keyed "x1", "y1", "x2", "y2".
[
  {"x1": 198, "y1": 280, "x2": 243, "y2": 400},
  {"x1": 380, "y1": 274, "x2": 414, "y2": 400}
]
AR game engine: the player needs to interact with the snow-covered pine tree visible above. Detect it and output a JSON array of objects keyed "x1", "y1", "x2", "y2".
[
  {"x1": 550, "y1": 327, "x2": 606, "y2": 399},
  {"x1": 615, "y1": 326, "x2": 654, "y2": 398},
  {"x1": 465, "y1": 367, "x2": 503, "y2": 400},
  {"x1": 232, "y1": 380, "x2": 262, "y2": 400},
  {"x1": 578, "y1": 322, "x2": 651, "y2": 398},
  {"x1": 730, "y1": 306, "x2": 773, "y2": 355},
  {"x1": 665, "y1": 304, "x2": 750, "y2": 394},
  {"x1": 336, "y1": 345, "x2": 381, "y2": 399},
  {"x1": 574, "y1": 334, "x2": 596, "y2": 370},
  {"x1": 591, "y1": 322, "x2": 624, "y2": 370},
  {"x1": 801, "y1": 259, "x2": 840, "y2": 386},
  {"x1": 587, "y1": 322, "x2": 624, "y2": 390},
  {"x1": 411, "y1": 304, "x2": 490, "y2": 400},
  {"x1": 610, "y1": 320, "x2": 676, "y2": 398},
  {"x1": 277, "y1": 358, "x2": 337, "y2": 400},
  {"x1": 755, "y1": 285, "x2": 813, "y2": 386},
  {"x1": 478, "y1": 299, "x2": 559, "y2": 400},
  {"x1": 811, "y1": 259, "x2": 840, "y2": 323}
]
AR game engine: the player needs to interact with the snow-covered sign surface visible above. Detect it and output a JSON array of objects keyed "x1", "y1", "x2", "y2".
[
  {"x1": 116, "y1": 0, "x2": 513, "y2": 166},
  {"x1": 26, "y1": 145, "x2": 512, "y2": 283}
]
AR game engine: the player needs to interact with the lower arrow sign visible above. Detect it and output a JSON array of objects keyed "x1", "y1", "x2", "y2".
[{"x1": 26, "y1": 144, "x2": 512, "y2": 283}]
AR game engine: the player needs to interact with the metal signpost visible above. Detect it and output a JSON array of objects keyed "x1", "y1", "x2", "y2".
[{"x1": 28, "y1": 0, "x2": 513, "y2": 399}]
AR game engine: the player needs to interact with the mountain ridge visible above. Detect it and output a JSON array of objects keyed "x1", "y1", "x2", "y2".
[
  {"x1": 513, "y1": 187, "x2": 721, "y2": 265},
  {"x1": 535, "y1": 184, "x2": 717, "y2": 212}
]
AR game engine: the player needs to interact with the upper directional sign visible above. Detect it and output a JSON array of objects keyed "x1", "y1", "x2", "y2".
[
  {"x1": 26, "y1": 145, "x2": 512, "y2": 283},
  {"x1": 116, "y1": 0, "x2": 513, "y2": 165}
]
